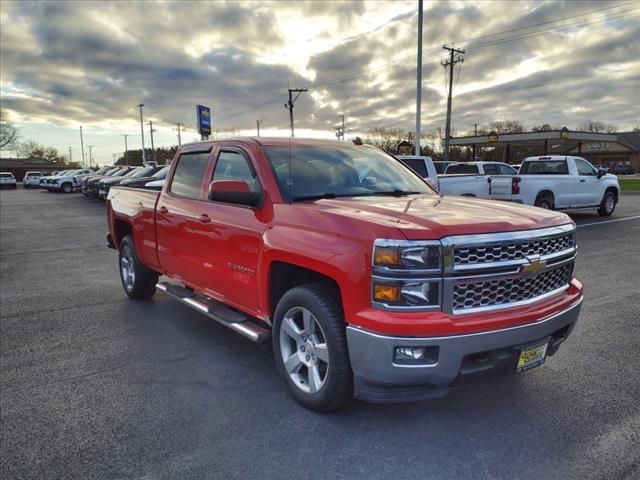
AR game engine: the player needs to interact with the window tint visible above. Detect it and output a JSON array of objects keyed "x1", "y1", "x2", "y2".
[
  {"x1": 575, "y1": 158, "x2": 596, "y2": 176},
  {"x1": 170, "y1": 152, "x2": 210, "y2": 198},
  {"x1": 498, "y1": 164, "x2": 517, "y2": 175},
  {"x1": 434, "y1": 162, "x2": 450, "y2": 174},
  {"x1": 401, "y1": 159, "x2": 428, "y2": 177},
  {"x1": 212, "y1": 151, "x2": 261, "y2": 193},
  {"x1": 445, "y1": 163, "x2": 479, "y2": 174},
  {"x1": 520, "y1": 161, "x2": 568, "y2": 175},
  {"x1": 483, "y1": 164, "x2": 499, "y2": 175}
]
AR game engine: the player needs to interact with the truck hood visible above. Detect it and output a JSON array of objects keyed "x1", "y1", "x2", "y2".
[{"x1": 301, "y1": 194, "x2": 572, "y2": 239}]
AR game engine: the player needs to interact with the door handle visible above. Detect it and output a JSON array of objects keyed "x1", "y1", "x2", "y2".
[
  {"x1": 579, "y1": 179, "x2": 586, "y2": 183},
  {"x1": 197, "y1": 214, "x2": 211, "y2": 223},
  {"x1": 158, "y1": 206, "x2": 169, "y2": 214}
]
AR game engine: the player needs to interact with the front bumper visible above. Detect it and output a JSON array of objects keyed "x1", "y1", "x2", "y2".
[{"x1": 347, "y1": 296, "x2": 582, "y2": 403}]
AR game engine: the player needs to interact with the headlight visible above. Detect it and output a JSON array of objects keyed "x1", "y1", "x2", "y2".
[
  {"x1": 373, "y1": 239, "x2": 442, "y2": 272},
  {"x1": 371, "y1": 239, "x2": 443, "y2": 311}
]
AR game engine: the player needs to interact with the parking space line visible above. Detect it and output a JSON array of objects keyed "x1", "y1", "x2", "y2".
[{"x1": 577, "y1": 215, "x2": 640, "y2": 228}]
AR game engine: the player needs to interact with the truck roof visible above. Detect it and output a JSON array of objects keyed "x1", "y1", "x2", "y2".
[
  {"x1": 181, "y1": 137, "x2": 353, "y2": 150},
  {"x1": 523, "y1": 155, "x2": 577, "y2": 162}
]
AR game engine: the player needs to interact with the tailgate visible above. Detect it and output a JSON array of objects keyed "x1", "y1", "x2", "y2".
[{"x1": 488, "y1": 176, "x2": 513, "y2": 199}]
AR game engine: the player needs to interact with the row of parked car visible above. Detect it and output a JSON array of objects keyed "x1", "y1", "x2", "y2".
[{"x1": 10, "y1": 163, "x2": 169, "y2": 198}]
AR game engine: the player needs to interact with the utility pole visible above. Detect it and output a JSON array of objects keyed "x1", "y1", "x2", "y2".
[
  {"x1": 138, "y1": 104, "x2": 146, "y2": 163},
  {"x1": 121, "y1": 134, "x2": 129, "y2": 165},
  {"x1": 68, "y1": 147, "x2": 72, "y2": 164},
  {"x1": 441, "y1": 45, "x2": 465, "y2": 162},
  {"x1": 284, "y1": 87, "x2": 307, "y2": 137},
  {"x1": 256, "y1": 117, "x2": 266, "y2": 137},
  {"x1": 175, "y1": 122, "x2": 183, "y2": 147},
  {"x1": 79, "y1": 126, "x2": 85, "y2": 168},
  {"x1": 339, "y1": 114, "x2": 345, "y2": 140},
  {"x1": 472, "y1": 123, "x2": 478, "y2": 160},
  {"x1": 88, "y1": 145, "x2": 94, "y2": 168},
  {"x1": 415, "y1": 0, "x2": 424, "y2": 155},
  {"x1": 148, "y1": 121, "x2": 156, "y2": 162}
]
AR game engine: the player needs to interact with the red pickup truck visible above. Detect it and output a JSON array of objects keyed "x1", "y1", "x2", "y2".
[{"x1": 106, "y1": 138, "x2": 583, "y2": 411}]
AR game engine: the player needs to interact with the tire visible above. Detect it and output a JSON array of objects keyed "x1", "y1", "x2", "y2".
[
  {"x1": 272, "y1": 283, "x2": 353, "y2": 412},
  {"x1": 118, "y1": 235, "x2": 158, "y2": 299},
  {"x1": 534, "y1": 192, "x2": 553, "y2": 210},
  {"x1": 598, "y1": 190, "x2": 616, "y2": 216},
  {"x1": 61, "y1": 182, "x2": 72, "y2": 193}
]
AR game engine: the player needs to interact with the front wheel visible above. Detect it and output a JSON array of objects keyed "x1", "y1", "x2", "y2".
[
  {"x1": 61, "y1": 182, "x2": 72, "y2": 193},
  {"x1": 273, "y1": 284, "x2": 353, "y2": 412},
  {"x1": 118, "y1": 235, "x2": 158, "y2": 299},
  {"x1": 598, "y1": 190, "x2": 616, "y2": 216}
]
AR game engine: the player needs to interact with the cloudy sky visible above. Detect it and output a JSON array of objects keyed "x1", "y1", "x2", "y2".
[{"x1": 1, "y1": 0, "x2": 639, "y2": 164}]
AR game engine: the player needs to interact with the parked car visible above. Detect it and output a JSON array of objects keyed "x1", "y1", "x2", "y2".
[
  {"x1": 83, "y1": 167, "x2": 127, "y2": 198},
  {"x1": 487, "y1": 155, "x2": 620, "y2": 215},
  {"x1": 143, "y1": 179, "x2": 165, "y2": 190},
  {"x1": 0, "y1": 172, "x2": 17, "y2": 189},
  {"x1": 106, "y1": 138, "x2": 584, "y2": 412},
  {"x1": 98, "y1": 165, "x2": 162, "y2": 200},
  {"x1": 40, "y1": 170, "x2": 71, "y2": 188},
  {"x1": 46, "y1": 168, "x2": 94, "y2": 193},
  {"x1": 23, "y1": 171, "x2": 43, "y2": 188},
  {"x1": 612, "y1": 164, "x2": 635, "y2": 175},
  {"x1": 119, "y1": 165, "x2": 169, "y2": 189}
]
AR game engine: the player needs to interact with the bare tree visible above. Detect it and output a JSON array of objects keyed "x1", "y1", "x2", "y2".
[
  {"x1": 0, "y1": 109, "x2": 19, "y2": 149},
  {"x1": 576, "y1": 119, "x2": 617, "y2": 133}
]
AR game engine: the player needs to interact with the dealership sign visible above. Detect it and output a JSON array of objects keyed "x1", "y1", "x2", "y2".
[{"x1": 196, "y1": 105, "x2": 212, "y2": 137}]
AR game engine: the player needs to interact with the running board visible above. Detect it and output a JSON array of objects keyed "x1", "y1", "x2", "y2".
[{"x1": 156, "y1": 282, "x2": 270, "y2": 343}]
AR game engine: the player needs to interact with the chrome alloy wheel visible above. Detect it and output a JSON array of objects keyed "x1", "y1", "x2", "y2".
[
  {"x1": 120, "y1": 245, "x2": 135, "y2": 291},
  {"x1": 279, "y1": 306, "x2": 329, "y2": 394}
]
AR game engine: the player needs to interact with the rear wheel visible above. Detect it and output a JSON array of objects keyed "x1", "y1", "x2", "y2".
[
  {"x1": 598, "y1": 190, "x2": 616, "y2": 216},
  {"x1": 118, "y1": 235, "x2": 158, "y2": 299},
  {"x1": 534, "y1": 192, "x2": 553, "y2": 210},
  {"x1": 273, "y1": 284, "x2": 353, "y2": 412}
]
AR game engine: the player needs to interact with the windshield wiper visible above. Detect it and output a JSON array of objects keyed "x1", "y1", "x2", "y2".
[
  {"x1": 367, "y1": 189, "x2": 423, "y2": 196},
  {"x1": 291, "y1": 193, "x2": 338, "y2": 202}
]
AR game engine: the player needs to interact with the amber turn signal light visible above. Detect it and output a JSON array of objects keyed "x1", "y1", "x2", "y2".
[
  {"x1": 374, "y1": 247, "x2": 400, "y2": 266},
  {"x1": 373, "y1": 284, "x2": 400, "y2": 302}
]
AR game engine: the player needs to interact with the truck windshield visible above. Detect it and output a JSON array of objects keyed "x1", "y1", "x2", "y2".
[
  {"x1": 263, "y1": 145, "x2": 432, "y2": 202},
  {"x1": 520, "y1": 161, "x2": 568, "y2": 175}
]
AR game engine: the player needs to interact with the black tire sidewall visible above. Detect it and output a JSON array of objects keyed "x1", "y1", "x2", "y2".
[
  {"x1": 273, "y1": 284, "x2": 353, "y2": 412},
  {"x1": 118, "y1": 235, "x2": 157, "y2": 299},
  {"x1": 598, "y1": 191, "x2": 616, "y2": 216}
]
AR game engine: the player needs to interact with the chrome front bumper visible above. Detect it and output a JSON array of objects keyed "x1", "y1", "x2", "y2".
[{"x1": 346, "y1": 297, "x2": 582, "y2": 403}]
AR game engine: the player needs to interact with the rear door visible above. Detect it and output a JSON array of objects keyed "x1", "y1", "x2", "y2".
[
  {"x1": 155, "y1": 149, "x2": 212, "y2": 283},
  {"x1": 190, "y1": 146, "x2": 267, "y2": 314}
]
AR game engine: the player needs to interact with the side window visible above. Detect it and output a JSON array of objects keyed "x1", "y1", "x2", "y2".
[
  {"x1": 169, "y1": 152, "x2": 210, "y2": 198},
  {"x1": 402, "y1": 159, "x2": 428, "y2": 177},
  {"x1": 498, "y1": 164, "x2": 517, "y2": 175},
  {"x1": 212, "y1": 151, "x2": 261, "y2": 193},
  {"x1": 483, "y1": 164, "x2": 499, "y2": 175},
  {"x1": 575, "y1": 158, "x2": 596, "y2": 176}
]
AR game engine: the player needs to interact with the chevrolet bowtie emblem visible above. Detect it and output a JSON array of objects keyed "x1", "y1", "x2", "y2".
[{"x1": 521, "y1": 255, "x2": 546, "y2": 275}]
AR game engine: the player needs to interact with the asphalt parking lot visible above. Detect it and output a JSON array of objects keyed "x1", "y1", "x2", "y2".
[{"x1": 1, "y1": 188, "x2": 639, "y2": 480}]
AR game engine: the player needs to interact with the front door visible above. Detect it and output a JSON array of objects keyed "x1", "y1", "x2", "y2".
[
  {"x1": 191, "y1": 147, "x2": 267, "y2": 315},
  {"x1": 573, "y1": 158, "x2": 601, "y2": 206}
]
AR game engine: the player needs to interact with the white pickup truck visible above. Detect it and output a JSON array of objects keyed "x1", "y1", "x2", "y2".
[
  {"x1": 397, "y1": 156, "x2": 517, "y2": 197},
  {"x1": 488, "y1": 156, "x2": 620, "y2": 216}
]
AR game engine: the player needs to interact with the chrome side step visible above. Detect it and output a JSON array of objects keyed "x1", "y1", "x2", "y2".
[{"x1": 156, "y1": 282, "x2": 270, "y2": 344}]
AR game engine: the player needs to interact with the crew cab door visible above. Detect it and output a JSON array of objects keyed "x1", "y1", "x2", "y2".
[
  {"x1": 573, "y1": 158, "x2": 601, "y2": 206},
  {"x1": 190, "y1": 147, "x2": 267, "y2": 314},
  {"x1": 155, "y1": 149, "x2": 212, "y2": 282}
]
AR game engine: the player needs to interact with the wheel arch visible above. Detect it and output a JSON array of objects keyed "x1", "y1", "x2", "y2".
[{"x1": 113, "y1": 219, "x2": 133, "y2": 248}]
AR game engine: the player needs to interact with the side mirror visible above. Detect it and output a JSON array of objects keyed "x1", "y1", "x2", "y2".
[
  {"x1": 597, "y1": 169, "x2": 606, "y2": 179},
  {"x1": 208, "y1": 180, "x2": 263, "y2": 207}
]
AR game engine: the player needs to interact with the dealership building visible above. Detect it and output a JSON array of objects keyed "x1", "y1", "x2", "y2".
[{"x1": 449, "y1": 129, "x2": 640, "y2": 171}]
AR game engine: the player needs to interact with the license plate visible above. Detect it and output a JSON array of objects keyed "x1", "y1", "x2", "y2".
[{"x1": 516, "y1": 340, "x2": 549, "y2": 372}]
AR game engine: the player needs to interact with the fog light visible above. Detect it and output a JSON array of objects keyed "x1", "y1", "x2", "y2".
[
  {"x1": 393, "y1": 346, "x2": 439, "y2": 365},
  {"x1": 373, "y1": 284, "x2": 400, "y2": 302}
]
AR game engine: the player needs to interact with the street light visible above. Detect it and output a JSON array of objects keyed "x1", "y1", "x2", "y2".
[{"x1": 138, "y1": 104, "x2": 146, "y2": 163}]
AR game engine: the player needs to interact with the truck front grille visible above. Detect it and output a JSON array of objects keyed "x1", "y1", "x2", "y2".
[
  {"x1": 454, "y1": 232, "x2": 575, "y2": 266},
  {"x1": 452, "y1": 262, "x2": 573, "y2": 312}
]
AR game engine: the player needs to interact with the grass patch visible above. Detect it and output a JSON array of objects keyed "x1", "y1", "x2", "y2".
[{"x1": 619, "y1": 178, "x2": 640, "y2": 192}]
